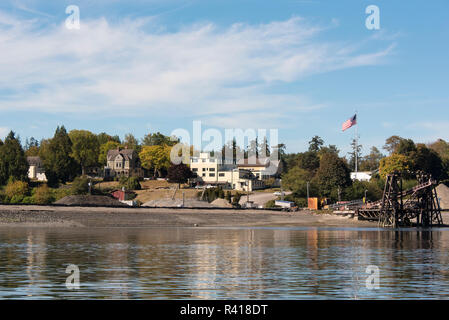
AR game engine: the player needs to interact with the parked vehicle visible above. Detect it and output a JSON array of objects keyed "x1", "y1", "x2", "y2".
[
  {"x1": 273, "y1": 191, "x2": 285, "y2": 196},
  {"x1": 275, "y1": 200, "x2": 298, "y2": 212}
]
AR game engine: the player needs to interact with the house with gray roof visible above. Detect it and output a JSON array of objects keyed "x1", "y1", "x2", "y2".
[
  {"x1": 104, "y1": 147, "x2": 144, "y2": 178},
  {"x1": 27, "y1": 156, "x2": 47, "y2": 181}
]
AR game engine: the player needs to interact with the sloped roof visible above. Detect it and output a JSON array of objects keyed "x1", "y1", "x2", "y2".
[
  {"x1": 237, "y1": 157, "x2": 281, "y2": 176},
  {"x1": 27, "y1": 156, "x2": 43, "y2": 167},
  {"x1": 107, "y1": 148, "x2": 136, "y2": 161},
  {"x1": 237, "y1": 156, "x2": 270, "y2": 167}
]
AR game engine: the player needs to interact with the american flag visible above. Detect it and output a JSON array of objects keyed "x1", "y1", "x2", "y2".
[{"x1": 342, "y1": 114, "x2": 357, "y2": 131}]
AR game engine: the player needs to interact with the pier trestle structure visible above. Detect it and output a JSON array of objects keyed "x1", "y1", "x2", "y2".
[{"x1": 357, "y1": 172, "x2": 443, "y2": 228}]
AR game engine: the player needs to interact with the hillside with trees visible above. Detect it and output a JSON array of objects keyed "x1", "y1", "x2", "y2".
[
  {"x1": 0, "y1": 125, "x2": 448, "y2": 207},
  {"x1": 281, "y1": 135, "x2": 449, "y2": 207}
]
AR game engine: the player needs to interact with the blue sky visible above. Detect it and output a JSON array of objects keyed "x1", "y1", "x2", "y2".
[{"x1": 0, "y1": 0, "x2": 448, "y2": 157}]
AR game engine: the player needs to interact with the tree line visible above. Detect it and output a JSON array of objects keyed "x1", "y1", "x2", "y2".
[
  {"x1": 280, "y1": 135, "x2": 449, "y2": 207},
  {"x1": 1, "y1": 126, "x2": 448, "y2": 206},
  {"x1": 0, "y1": 126, "x2": 279, "y2": 187}
]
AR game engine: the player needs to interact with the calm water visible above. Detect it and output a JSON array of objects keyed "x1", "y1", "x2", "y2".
[{"x1": 1, "y1": 226, "x2": 449, "y2": 299}]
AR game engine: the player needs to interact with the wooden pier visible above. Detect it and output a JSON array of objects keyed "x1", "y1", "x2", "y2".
[{"x1": 357, "y1": 172, "x2": 443, "y2": 227}]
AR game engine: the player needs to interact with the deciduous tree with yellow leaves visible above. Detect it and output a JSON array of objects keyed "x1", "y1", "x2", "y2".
[{"x1": 139, "y1": 145, "x2": 171, "y2": 178}]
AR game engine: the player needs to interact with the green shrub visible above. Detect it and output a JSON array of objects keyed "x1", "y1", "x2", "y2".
[
  {"x1": 33, "y1": 185, "x2": 55, "y2": 204},
  {"x1": 119, "y1": 176, "x2": 128, "y2": 186},
  {"x1": 225, "y1": 191, "x2": 232, "y2": 203},
  {"x1": 71, "y1": 176, "x2": 89, "y2": 195},
  {"x1": 205, "y1": 188, "x2": 215, "y2": 203},
  {"x1": 295, "y1": 198, "x2": 307, "y2": 208},
  {"x1": 119, "y1": 176, "x2": 141, "y2": 191},
  {"x1": 5, "y1": 180, "x2": 29, "y2": 200},
  {"x1": 232, "y1": 192, "x2": 242, "y2": 207},
  {"x1": 264, "y1": 199, "x2": 277, "y2": 208},
  {"x1": 284, "y1": 194, "x2": 307, "y2": 208},
  {"x1": 204, "y1": 187, "x2": 224, "y2": 203},
  {"x1": 343, "y1": 180, "x2": 383, "y2": 202},
  {"x1": 127, "y1": 177, "x2": 141, "y2": 190},
  {"x1": 22, "y1": 196, "x2": 34, "y2": 204},
  {"x1": 53, "y1": 187, "x2": 72, "y2": 201},
  {"x1": 10, "y1": 194, "x2": 25, "y2": 204}
]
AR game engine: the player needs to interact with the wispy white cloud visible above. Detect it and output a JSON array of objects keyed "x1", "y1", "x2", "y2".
[
  {"x1": 0, "y1": 12, "x2": 393, "y2": 128},
  {"x1": 12, "y1": 0, "x2": 54, "y2": 18}
]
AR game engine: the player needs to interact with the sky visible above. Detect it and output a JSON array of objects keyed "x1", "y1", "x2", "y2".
[{"x1": 0, "y1": 0, "x2": 448, "y2": 157}]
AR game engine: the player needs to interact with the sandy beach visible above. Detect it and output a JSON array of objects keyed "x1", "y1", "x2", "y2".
[{"x1": 0, "y1": 204, "x2": 383, "y2": 228}]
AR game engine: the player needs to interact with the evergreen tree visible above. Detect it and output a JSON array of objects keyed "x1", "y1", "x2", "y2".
[
  {"x1": 0, "y1": 131, "x2": 29, "y2": 185},
  {"x1": 348, "y1": 138, "x2": 363, "y2": 171},
  {"x1": 296, "y1": 151, "x2": 320, "y2": 172},
  {"x1": 39, "y1": 126, "x2": 78, "y2": 185},
  {"x1": 318, "y1": 145, "x2": 339, "y2": 157},
  {"x1": 412, "y1": 144, "x2": 444, "y2": 180},
  {"x1": 308, "y1": 136, "x2": 324, "y2": 153},
  {"x1": 142, "y1": 132, "x2": 178, "y2": 146},
  {"x1": 247, "y1": 138, "x2": 258, "y2": 158},
  {"x1": 259, "y1": 136, "x2": 270, "y2": 157},
  {"x1": 396, "y1": 139, "x2": 417, "y2": 156},
  {"x1": 97, "y1": 132, "x2": 121, "y2": 145},
  {"x1": 313, "y1": 152, "x2": 351, "y2": 198},
  {"x1": 221, "y1": 138, "x2": 242, "y2": 165}
]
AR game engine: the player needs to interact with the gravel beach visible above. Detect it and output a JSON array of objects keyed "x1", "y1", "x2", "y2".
[{"x1": 0, "y1": 204, "x2": 382, "y2": 228}]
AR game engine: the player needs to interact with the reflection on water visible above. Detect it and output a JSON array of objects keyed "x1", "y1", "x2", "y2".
[{"x1": 1, "y1": 227, "x2": 449, "y2": 299}]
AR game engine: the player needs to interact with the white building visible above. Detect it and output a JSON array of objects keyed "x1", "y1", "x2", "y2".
[
  {"x1": 350, "y1": 171, "x2": 373, "y2": 182},
  {"x1": 190, "y1": 153, "x2": 281, "y2": 191},
  {"x1": 27, "y1": 156, "x2": 47, "y2": 182}
]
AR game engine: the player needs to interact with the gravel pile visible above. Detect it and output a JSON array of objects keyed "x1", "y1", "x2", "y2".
[
  {"x1": 437, "y1": 184, "x2": 449, "y2": 210},
  {"x1": 54, "y1": 195, "x2": 128, "y2": 207},
  {"x1": 142, "y1": 198, "x2": 213, "y2": 208},
  {"x1": 210, "y1": 198, "x2": 233, "y2": 208}
]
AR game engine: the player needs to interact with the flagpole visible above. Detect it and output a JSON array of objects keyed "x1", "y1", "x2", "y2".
[{"x1": 355, "y1": 110, "x2": 358, "y2": 173}]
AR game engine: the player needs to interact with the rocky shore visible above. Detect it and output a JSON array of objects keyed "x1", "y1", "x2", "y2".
[{"x1": 0, "y1": 204, "x2": 380, "y2": 228}]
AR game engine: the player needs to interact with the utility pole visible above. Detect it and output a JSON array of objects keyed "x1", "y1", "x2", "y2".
[{"x1": 337, "y1": 186, "x2": 341, "y2": 202}]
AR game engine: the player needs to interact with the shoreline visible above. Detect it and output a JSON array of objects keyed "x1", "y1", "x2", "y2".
[{"x1": 0, "y1": 204, "x2": 381, "y2": 228}]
